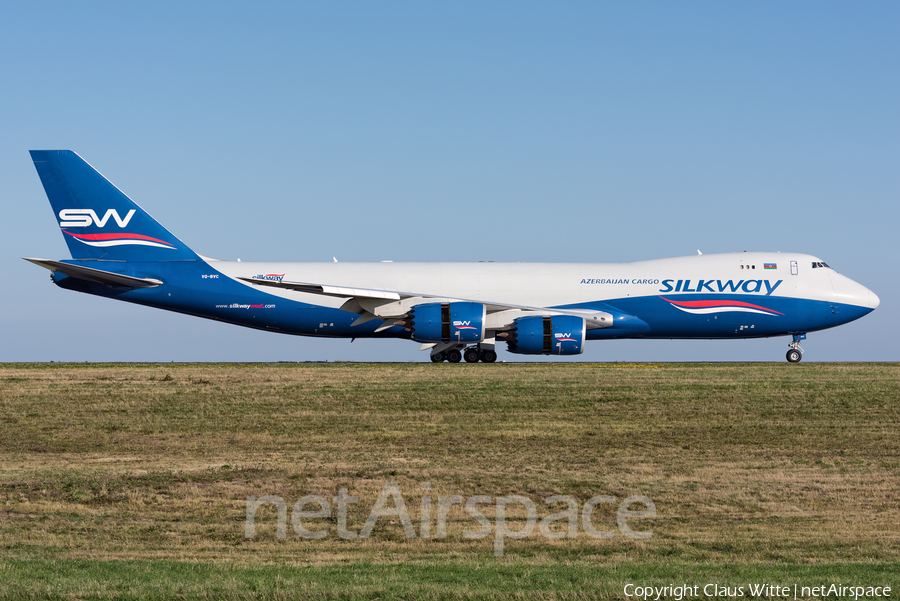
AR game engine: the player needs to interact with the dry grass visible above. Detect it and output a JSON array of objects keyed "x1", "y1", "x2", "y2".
[
  {"x1": 0, "y1": 362, "x2": 898, "y2": 598},
  {"x1": 1, "y1": 362, "x2": 897, "y2": 567}
]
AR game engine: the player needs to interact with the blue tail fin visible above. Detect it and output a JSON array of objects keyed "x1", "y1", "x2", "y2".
[{"x1": 30, "y1": 150, "x2": 200, "y2": 262}]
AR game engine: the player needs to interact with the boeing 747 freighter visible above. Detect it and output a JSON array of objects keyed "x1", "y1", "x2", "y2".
[{"x1": 26, "y1": 150, "x2": 879, "y2": 362}]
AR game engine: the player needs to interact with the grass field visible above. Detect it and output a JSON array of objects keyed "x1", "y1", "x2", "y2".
[{"x1": 0, "y1": 362, "x2": 898, "y2": 599}]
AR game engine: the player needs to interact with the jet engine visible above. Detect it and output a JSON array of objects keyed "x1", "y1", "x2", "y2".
[
  {"x1": 398, "y1": 301, "x2": 486, "y2": 343},
  {"x1": 499, "y1": 315, "x2": 586, "y2": 355}
]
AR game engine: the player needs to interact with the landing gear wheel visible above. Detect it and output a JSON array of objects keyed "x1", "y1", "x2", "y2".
[
  {"x1": 464, "y1": 348, "x2": 480, "y2": 363},
  {"x1": 446, "y1": 349, "x2": 462, "y2": 363},
  {"x1": 430, "y1": 352, "x2": 445, "y2": 363},
  {"x1": 480, "y1": 350, "x2": 497, "y2": 363},
  {"x1": 786, "y1": 333, "x2": 806, "y2": 363},
  {"x1": 786, "y1": 349, "x2": 802, "y2": 363}
]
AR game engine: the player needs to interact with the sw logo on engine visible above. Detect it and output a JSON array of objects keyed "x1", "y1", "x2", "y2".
[
  {"x1": 453, "y1": 320, "x2": 477, "y2": 329},
  {"x1": 58, "y1": 209, "x2": 136, "y2": 228}
]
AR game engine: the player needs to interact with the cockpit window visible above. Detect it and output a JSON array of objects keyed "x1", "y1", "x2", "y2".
[{"x1": 811, "y1": 262, "x2": 831, "y2": 269}]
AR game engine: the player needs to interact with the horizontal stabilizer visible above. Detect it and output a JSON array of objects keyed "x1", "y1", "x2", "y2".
[{"x1": 24, "y1": 258, "x2": 163, "y2": 288}]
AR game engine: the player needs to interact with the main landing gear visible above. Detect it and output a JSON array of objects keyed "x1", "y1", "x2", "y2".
[
  {"x1": 431, "y1": 348, "x2": 462, "y2": 363},
  {"x1": 786, "y1": 333, "x2": 806, "y2": 363},
  {"x1": 467, "y1": 347, "x2": 497, "y2": 363},
  {"x1": 430, "y1": 345, "x2": 497, "y2": 363}
]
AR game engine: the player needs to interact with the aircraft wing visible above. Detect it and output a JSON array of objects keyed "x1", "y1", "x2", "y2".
[
  {"x1": 24, "y1": 258, "x2": 163, "y2": 288},
  {"x1": 238, "y1": 276, "x2": 613, "y2": 331},
  {"x1": 237, "y1": 277, "x2": 404, "y2": 300}
]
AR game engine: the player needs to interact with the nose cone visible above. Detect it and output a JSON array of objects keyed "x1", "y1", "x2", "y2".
[
  {"x1": 868, "y1": 289, "x2": 880, "y2": 310},
  {"x1": 829, "y1": 273, "x2": 879, "y2": 310}
]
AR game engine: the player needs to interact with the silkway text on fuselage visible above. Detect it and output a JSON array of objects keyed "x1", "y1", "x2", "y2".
[
  {"x1": 579, "y1": 279, "x2": 784, "y2": 296},
  {"x1": 662, "y1": 279, "x2": 782, "y2": 295}
]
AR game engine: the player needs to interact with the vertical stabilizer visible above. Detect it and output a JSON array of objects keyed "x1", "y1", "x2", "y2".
[{"x1": 30, "y1": 150, "x2": 200, "y2": 262}]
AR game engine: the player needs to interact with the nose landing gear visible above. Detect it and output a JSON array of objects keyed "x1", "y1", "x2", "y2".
[{"x1": 786, "y1": 333, "x2": 806, "y2": 363}]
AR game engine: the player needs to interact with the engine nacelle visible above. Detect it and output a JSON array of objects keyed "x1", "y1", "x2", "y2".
[
  {"x1": 408, "y1": 302, "x2": 486, "y2": 343},
  {"x1": 502, "y1": 315, "x2": 586, "y2": 355}
]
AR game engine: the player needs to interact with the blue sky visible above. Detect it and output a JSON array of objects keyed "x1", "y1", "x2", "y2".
[{"x1": 2, "y1": 2, "x2": 897, "y2": 362}]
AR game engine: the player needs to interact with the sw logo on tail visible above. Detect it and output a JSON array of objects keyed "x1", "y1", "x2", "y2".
[{"x1": 59, "y1": 209, "x2": 136, "y2": 228}]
